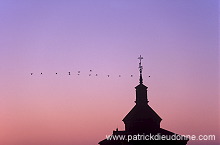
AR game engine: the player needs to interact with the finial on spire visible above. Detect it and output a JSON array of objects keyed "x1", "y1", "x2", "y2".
[{"x1": 138, "y1": 55, "x2": 143, "y2": 84}]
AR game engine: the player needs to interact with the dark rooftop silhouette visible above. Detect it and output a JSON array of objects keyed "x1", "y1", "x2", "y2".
[{"x1": 99, "y1": 55, "x2": 189, "y2": 145}]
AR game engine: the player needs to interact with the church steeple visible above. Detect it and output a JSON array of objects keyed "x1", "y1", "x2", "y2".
[
  {"x1": 136, "y1": 55, "x2": 148, "y2": 104},
  {"x1": 122, "y1": 55, "x2": 162, "y2": 132},
  {"x1": 99, "y1": 55, "x2": 188, "y2": 145}
]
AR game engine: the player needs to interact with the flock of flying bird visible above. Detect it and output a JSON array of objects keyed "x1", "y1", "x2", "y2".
[
  {"x1": 30, "y1": 70, "x2": 135, "y2": 78},
  {"x1": 30, "y1": 70, "x2": 150, "y2": 78},
  {"x1": 30, "y1": 56, "x2": 149, "y2": 78}
]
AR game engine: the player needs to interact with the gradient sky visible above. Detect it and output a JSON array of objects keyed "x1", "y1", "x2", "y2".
[{"x1": 0, "y1": 0, "x2": 219, "y2": 145}]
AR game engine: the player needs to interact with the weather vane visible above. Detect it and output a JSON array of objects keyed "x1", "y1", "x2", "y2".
[
  {"x1": 138, "y1": 55, "x2": 143, "y2": 84},
  {"x1": 138, "y1": 55, "x2": 143, "y2": 72}
]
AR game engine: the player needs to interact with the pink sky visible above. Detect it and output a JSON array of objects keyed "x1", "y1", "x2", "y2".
[{"x1": 0, "y1": 0, "x2": 219, "y2": 145}]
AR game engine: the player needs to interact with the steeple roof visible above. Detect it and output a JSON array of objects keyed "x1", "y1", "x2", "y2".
[{"x1": 122, "y1": 103, "x2": 162, "y2": 123}]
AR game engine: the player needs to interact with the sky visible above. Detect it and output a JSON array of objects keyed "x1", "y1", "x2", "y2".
[{"x1": 0, "y1": 0, "x2": 219, "y2": 145}]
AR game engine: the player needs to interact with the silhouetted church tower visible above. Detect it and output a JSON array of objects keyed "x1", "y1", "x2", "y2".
[
  {"x1": 123, "y1": 55, "x2": 162, "y2": 132},
  {"x1": 99, "y1": 56, "x2": 189, "y2": 145}
]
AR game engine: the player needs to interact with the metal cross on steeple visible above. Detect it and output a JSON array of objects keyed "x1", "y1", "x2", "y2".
[{"x1": 138, "y1": 55, "x2": 143, "y2": 84}]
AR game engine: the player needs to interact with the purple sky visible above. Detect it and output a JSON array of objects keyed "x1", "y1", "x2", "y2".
[{"x1": 0, "y1": 1, "x2": 219, "y2": 145}]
